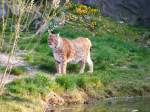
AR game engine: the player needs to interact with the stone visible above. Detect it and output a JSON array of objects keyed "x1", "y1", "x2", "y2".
[
  {"x1": 47, "y1": 91, "x2": 65, "y2": 106},
  {"x1": 74, "y1": 0, "x2": 150, "y2": 26},
  {"x1": 63, "y1": 90, "x2": 88, "y2": 104},
  {"x1": 0, "y1": 0, "x2": 8, "y2": 18},
  {"x1": 9, "y1": 3, "x2": 20, "y2": 16}
]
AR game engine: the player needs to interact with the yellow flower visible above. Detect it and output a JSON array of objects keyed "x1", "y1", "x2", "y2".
[
  {"x1": 65, "y1": 13, "x2": 78, "y2": 21},
  {"x1": 76, "y1": 4, "x2": 88, "y2": 15},
  {"x1": 87, "y1": 7, "x2": 97, "y2": 14},
  {"x1": 92, "y1": 21, "x2": 96, "y2": 26},
  {"x1": 91, "y1": 9, "x2": 97, "y2": 13},
  {"x1": 90, "y1": 21, "x2": 97, "y2": 29}
]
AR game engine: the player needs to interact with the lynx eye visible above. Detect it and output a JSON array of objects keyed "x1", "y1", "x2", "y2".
[
  {"x1": 48, "y1": 38, "x2": 53, "y2": 43},
  {"x1": 48, "y1": 42, "x2": 52, "y2": 45}
]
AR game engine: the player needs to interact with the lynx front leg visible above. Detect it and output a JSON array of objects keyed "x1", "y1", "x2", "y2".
[
  {"x1": 60, "y1": 61, "x2": 67, "y2": 74},
  {"x1": 56, "y1": 62, "x2": 61, "y2": 74},
  {"x1": 80, "y1": 61, "x2": 86, "y2": 74}
]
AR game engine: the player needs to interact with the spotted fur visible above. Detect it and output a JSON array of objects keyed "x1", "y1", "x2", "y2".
[{"x1": 48, "y1": 34, "x2": 93, "y2": 74}]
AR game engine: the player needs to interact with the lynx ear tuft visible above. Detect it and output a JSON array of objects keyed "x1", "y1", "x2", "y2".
[
  {"x1": 48, "y1": 30, "x2": 52, "y2": 35},
  {"x1": 57, "y1": 33, "x2": 60, "y2": 38}
]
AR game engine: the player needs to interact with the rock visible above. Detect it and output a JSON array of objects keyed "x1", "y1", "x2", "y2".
[
  {"x1": 135, "y1": 32, "x2": 150, "y2": 48},
  {"x1": 32, "y1": 8, "x2": 44, "y2": 31},
  {"x1": 0, "y1": 0, "x2": 8, "y2": 18},
  {"x1": 47, "y1": 92, "x2": 65, "y2": 106},
  {"x1": 0, "y1": 0, "x2": 23, "y2": 18},
  {"x1": 9, "y1": 3, "x2": 20, "y2": 16},
  {"x1": 63, "y1": 89, "x2": 88, "y2": 104},
  {"x1": 74, "y1": 0, "x2": 150, "y2": 26}
]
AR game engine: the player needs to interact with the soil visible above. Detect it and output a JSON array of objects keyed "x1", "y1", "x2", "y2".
[{"x1": 0, "y1": 52, "x2": 38, "y2": 84}]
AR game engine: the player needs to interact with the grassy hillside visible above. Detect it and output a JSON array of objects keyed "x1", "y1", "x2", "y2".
[{"x1": 0, "y1": 3, "x2": 150, "y2": 112}]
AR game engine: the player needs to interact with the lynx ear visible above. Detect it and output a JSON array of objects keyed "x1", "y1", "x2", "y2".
[
  {"x1": 57, "y1": 33, "x2": 60, "y2": 38},
  {"x1": 48, "y1": 30, "x2": 52, "y2": 35}
]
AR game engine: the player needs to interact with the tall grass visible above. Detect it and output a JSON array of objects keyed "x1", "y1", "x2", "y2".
[
  {"x1": 0, "y1": 0, "x2": 26, "y2": 93},
  {"x1": 0, "y1": 0, "x2": 63, "y2": 94}
]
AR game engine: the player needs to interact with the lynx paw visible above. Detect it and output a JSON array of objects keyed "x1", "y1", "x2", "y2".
[
  {"x1": 55, "y1": 73, "x2": 62, "y2": 76},
  {"x1": 87, "y1": 71, "x2": 93, "y2": 74}
]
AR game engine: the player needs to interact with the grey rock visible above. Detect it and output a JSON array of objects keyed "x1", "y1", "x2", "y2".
[
  {"x1": 0, "y1": 0, "x2": 20, "y2": 18},
  {"x1": 74, "y1": 0, "x2": 150, "y2": 26},
  {"x1": 9, "y1": 3, "x2": 20, "y2": 16},
  {"x1": 0, "y1": 0, "x2": 8, "y2": 18}
]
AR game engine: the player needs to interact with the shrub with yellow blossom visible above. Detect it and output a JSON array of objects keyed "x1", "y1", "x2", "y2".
[
  {"x1": 88, "y1": 7, "x2": 97, "y2": 15},
  {"x1": 76, "y1": 4, "x2": 88, "y2": 15},
  {"x1": 75, "y1": 4, "x2": 97, "y2": 15},
  {"x1": 65, "y1": 13, "x2": 78, "y2": 21},
  {"x1": 65, "y1": 4, "x2": 99, "y2": 31},
  {"x1": 90, "y1": 21, "x2": 97, "y2": 29}
]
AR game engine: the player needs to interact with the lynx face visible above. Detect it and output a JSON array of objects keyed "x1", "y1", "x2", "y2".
[{"x1": 48, "y1": 34, "x2": 60, "y2": 48}]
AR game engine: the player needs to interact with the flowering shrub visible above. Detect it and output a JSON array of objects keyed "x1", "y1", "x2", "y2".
[
  {"x1": 64, "y1": 3, "x2": 99, "y2": 31},
  {"x1": 76, "y1": 4, "x2": 88, "y2": 15},
  {"x1": 76, "y1": 4, "x2": 97, "y2": 15},
  {"x1": 65, "y1": 13, "x2": 78, "y2": 21},
  {"x1": 88, "y1": 7, "x2": 97, "y2": 14},
  {"x1": 90, "y1": 21, "x2": 97, "y2": 29},
  {"x1": 74, "y1": 4, "x2": 98, "y2": 30}
]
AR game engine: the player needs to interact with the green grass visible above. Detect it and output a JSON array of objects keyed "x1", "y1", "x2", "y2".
[
  {"x1": 17, "y1": 25, "x2": 150, "y2": 74},
  {"x1": 6, "y1": 72, "x2": 54, "y2": 96},
  {"x1": 3, "y1": 8, "x2": 150, "y2": 96},
  {"x1": 0, "y1": 93, "x2": 43, "y2": 112},
  {"x1": 0, "y1": 4, "x2": 150, "y2": 111},
  {"x1": 5, "y1": 71, "x2": 150, "y2": 97},
  {"x1": 1, "y1": 11, "x2": 150, "y2": 98},
  {"x1": 2, "y1": 7, "x2": 150, "y2": 75},
  {"x1": 0, "y1": 66, "x2": 6, "y2": 73},
  {"x1": 6, "y1": 73, "x2": 102, "y2": 94},
  {"x1": 10, "y1": 66, "x2": 27, "y2": 76},
  {"x1": 55, "y1": 75, "x2": 102, "y2": 90}
]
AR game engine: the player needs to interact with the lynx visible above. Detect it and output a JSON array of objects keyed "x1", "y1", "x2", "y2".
[{"x1": 48, "y1": 33, "x2": 93, "y2": 74}]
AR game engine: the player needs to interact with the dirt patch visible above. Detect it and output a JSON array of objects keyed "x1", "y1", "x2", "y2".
[
  {"x1": 0, "y1": 53, "x2": 38, "y2": 84},
  {"x1": 0, "y1": 73, "x2": 18, "y2": 84},
  {"x1": 0, "y1": 53, "x2": 25, "y2": 67}
]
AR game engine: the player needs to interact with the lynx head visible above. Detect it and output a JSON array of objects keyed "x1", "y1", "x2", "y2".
[{"x1": 48, "y1": 33, "x2": 61, "y2": 48}]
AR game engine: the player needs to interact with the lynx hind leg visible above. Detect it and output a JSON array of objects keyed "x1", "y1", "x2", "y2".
[
  {"x1": 87, "y1": 52, "x2": 93, "y2": 73},
  {"x1": 80, "y1": 60, "x2": 86, "y2": 74},
  {"x1": 61, "y1": 61, "x2": 67, "y2": 74}
]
